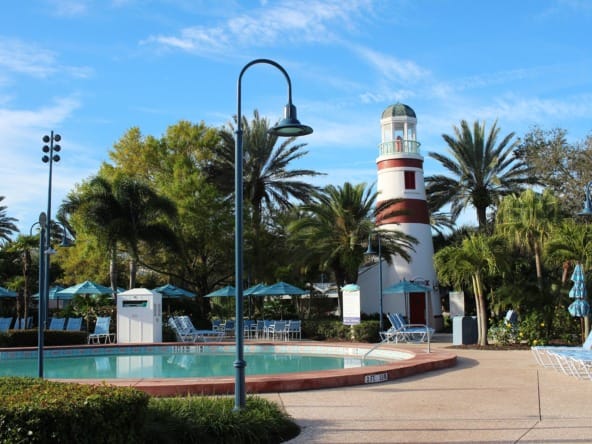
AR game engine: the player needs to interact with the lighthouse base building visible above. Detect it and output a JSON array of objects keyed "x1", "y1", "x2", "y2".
[{"x1": 357, "y1": 104, "x2": 441, "y2": 330}]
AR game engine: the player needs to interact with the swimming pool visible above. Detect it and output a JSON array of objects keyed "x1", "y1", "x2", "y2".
[{"x1": 0, "y1": 342, "x2": 457, "y2": 396}]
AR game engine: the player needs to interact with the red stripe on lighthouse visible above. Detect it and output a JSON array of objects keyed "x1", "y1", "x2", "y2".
[
  {"x1": 377, "y1": 158, "x2": 423, "y2": 170},
  {"x1": 376, "y1": 198, "x2": 430, "y2": 225}
]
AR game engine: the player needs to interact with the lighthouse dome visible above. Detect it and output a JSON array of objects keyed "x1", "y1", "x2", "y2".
[{"x1": 381, "y1": 103, "x2": 416, "y2": 119}]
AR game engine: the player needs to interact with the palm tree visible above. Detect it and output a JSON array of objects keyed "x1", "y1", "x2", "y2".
[
  {"x1": 0, "y1": 196, "x2": 19, "y2": 245},
  {"x1": 288, "y1": 182, "x2": 417, "y2": 314},
  {"x1": 495, "y1": 189, "x2": 560, "y2": 294},
  {"x1": 426, "y1": 120, "x2": 535, "y2": 231},
  {"x1": 59, "y1": 176, "x2": 178, "y2": 290},
  {"x1": 435, "y1": 233, "x2": 509, "y2": 345},
  {"x1": 546, "y1": 219, "x2": 592, "y2": 272},
  {"x1": 209, "y1": 109, "x2": 322, "y2": 281}
]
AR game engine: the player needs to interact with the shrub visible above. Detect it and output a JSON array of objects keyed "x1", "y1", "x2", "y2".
[
  {"x1": 488, "y1": 319, "x2": 519, "y2": 345},
  {"x1": 302, "y1": 319, "x2": 379, "y2": 342},
  {"x1": 0, "y1": 377, "x2": 149, "y2": 443},
  {"x1": 0, "y1": 330, "x2": 87, "y2": 347},
  {"x1": 143, "y1": 396, "x2": 299, "y2": 444}
]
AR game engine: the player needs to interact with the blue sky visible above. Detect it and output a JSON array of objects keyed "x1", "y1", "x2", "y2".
[{"x1": 2, "y1": 0, "x2": 592, "y2": 233}]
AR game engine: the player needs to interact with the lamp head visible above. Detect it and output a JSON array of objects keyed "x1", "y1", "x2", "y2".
[
  {"x1": 60, "y1": 236, "x2": 74, "y2": 248},
  {"x1": 269, "y1": 104, "x2": 313, "y2": 137}
]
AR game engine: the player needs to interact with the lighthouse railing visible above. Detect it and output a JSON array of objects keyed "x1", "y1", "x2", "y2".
[{"x1": 379, "y1": 139, "x2": 421, "y2": 156}]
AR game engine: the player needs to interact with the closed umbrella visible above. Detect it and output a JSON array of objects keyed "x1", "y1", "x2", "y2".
[
  {"x1": 568, "y1": 263, "x2": 590, "y2": 342},
  {"x1": 383, "y1": 280, "x2": 432, "y2": 324}
]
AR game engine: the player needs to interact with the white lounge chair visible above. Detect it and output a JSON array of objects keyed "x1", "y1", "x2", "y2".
[
  {"x1": 380, "y1": 313, "x2": 434, "y2": 343},
  {"x1": 14, "y1": 317, "x2": 32, "y2": 329},
  {"x1": 532, "y1": 330, "x2": 592, "y2": 378},
  {"x1": 88, "y1": 316, "x2": 114, "y2": 344},
  {"x1": 169, "y1": 316, "x2": 224, "y2": 342}
]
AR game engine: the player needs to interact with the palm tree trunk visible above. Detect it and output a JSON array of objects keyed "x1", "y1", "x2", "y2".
[
  {"x1": 534, "y1": 242, "x2": 544, "y2": 293},
  {"x1": 109, "y1": 246, "x2": 118, "y2": 303},
  {"x1": 474, "y1": 273, "x2": 488, "y2": 346},
  {"x1": 129, "y1": 258, "x2": 137, "y2": 289}
]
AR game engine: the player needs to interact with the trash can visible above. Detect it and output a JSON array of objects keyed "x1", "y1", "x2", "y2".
[
  {"x1": 452, "y1": 316, "x2": 477, "y2": 345},
  {"x1": 117, "y1": 288, "x2": 162, "y2": 343}
]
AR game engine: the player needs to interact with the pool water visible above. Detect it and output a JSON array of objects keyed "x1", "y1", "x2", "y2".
[{"x1": 0, "y1": 352, "x2": 388, "y2": 379}]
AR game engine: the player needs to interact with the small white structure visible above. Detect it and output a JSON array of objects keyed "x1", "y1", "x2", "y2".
[{"x1": 117, "y1": 288, "x2": 162, "y2": 343}]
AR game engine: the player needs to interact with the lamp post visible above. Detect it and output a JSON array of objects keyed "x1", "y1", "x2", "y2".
[
  {"x1": 365, "y1": 232, "x2": 384, "y2": 332},
  {"x1": 35, "y1": 213, "x2": 47, "y2": 378},
  {"x1": 577, "y1": 181, "x2": 592, "y2": 340},
  {"x1": 41, "y1": 131, "x2": 61, "y2": 329},
  {"x1": 234, "y1": 59, "x2": 312, "y2": 410}
]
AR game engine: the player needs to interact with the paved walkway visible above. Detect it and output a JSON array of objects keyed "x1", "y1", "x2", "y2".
[{"x1": 262, "y1": 338, "x2": 592, "y2": 443}]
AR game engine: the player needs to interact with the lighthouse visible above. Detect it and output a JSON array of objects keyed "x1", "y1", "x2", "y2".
[{"x1": 358, "y1": 103, "x2": 440, "y2": 327}]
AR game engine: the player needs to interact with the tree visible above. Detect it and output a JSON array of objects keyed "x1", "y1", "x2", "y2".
[
  {"x1": 435, "y1": 233, "x2": 509, "y2": 345},
  {"x1": 211, "y1": 110, "x2": 322, "y2": 283},
  {"x1": 59, "y1": 176, "x2": 177, "y2": 290},
  {"x1": 288, "y1": 182, "x2": 417, "y2": 314},
  {"x1": 516, "y1": 127, "x2": 592, "y2": 216},
  {"x1": 426, "y1": 120, "x2": 535, "y2": 231},
  {"x1": 0, "y1": 196, "x2": 19, "y2": 245},
  {"x1": 495, "y1": 189, "x2": 560, "y2": 294}
]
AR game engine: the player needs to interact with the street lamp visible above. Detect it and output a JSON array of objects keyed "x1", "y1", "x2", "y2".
[
  {"x1": 234, "y1": 59, "x2": 312, "y2": 410},
  {"x1": 365, "y1": 232, "x2": 384, "y2": 332}
]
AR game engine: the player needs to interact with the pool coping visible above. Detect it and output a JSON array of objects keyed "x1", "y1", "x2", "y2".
[{"x1": 1, "y1": 341, "x2": 457, "y2": 396}]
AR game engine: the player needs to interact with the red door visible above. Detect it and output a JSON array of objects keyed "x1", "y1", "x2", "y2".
[{"x1": 409, "y1": 292, "x2": 426, "y2": 324}]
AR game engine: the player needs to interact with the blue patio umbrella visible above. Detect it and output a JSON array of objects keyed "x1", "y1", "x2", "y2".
[
  {"x1": 244, "y1": 283, "x2": 267, "y2": 296},
  {"x1": 153, "y1": 283, "x2": 195, "y2": 299},
  {"x1": 383, "y1": 280, "x2": 432, "y2": 324},
  {"x1": 32, "y1": 285, "x2": 67, "y2": 300},
  {"x1": 205, "y1": 285, "x2": 236, "y2": 298},
  {"x1": 57, "y1": 280, "x2": 114, "y2": 297},
  {"x1": 567, "y1": 263, "x2": 590, "y2": 342},
  {"x1": 252, "y1": 281, "x2": 307, "y2": 296},
  {"x1": 0, "y1": 286, "x2": 17, "y2": 298}
]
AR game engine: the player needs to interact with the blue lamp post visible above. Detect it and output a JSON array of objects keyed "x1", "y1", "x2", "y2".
[
  {"x1": 365, "y1": 232, "x2": 384, "y2": 332},
  {"x1": 35, "y1": 213, "x2": 47, "y2": 378},
  {"x1": 234, "y1": 59, "x2": 312, "y2": 410}
]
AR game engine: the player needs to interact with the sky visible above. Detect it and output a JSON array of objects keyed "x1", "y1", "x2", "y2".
[{"x1": 2, "y1": 0, "x2": 592, "y2": 234}]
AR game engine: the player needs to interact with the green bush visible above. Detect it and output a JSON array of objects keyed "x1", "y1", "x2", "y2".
[
  {"x1": 0, "y1": 377, "x2": 149, "y2": 443},
  {"x1": 143, "y1": 396, "x2": 299, "y2": 444},
  {"x1": 0, "y1": 330, "x2": 87, "y2": 347},
  {"x1": 488, "y1": 319, "x2": 519, "y2": 345},
  {"x1": 302, "y1": 319, "x2": 379, "y2": 342}
]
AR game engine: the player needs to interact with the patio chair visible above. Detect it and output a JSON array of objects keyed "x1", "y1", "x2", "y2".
[
  {"x1": 380, "y1": 313, "x2": 434, "y2": 343},
  {"x1": 170, "y1": 316, "x2": 224, "y2": 342},
  {"x1": 532, "y1": 330, "x2": 592, "y2": 374},
  {"x1": 14, "y1": 317, "x2": 33, "y2": 330},
  {"x1": 88, "y1": 316, "x2": 115, "y2": 344},
  {"x1": 286, "y1": 320, "x2": 302, "y2": 340},
  {"x1": 48, "y1": 317, "x2": 66, "y2": 330},
  {"x1": 0, "y1": 317, "x2": 12, "y2": 332},
  {"x1": 65, "y1": 317, "x2": 83, "y2": 331},
  {"x1": 268, "y1": 320, "x2": 288, "y2": 341}
]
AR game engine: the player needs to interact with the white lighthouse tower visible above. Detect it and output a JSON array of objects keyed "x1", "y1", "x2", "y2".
[{"x1": 358, "y1": 103, "x2": 440, "y2": 327}]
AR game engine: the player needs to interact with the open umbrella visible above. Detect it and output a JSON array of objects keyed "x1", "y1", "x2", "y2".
[
  {"x1": 383, "y1": 280, "x2": 432, "y2": 323},
  {"x1": 252, "y1": 281, "x2": 307, "y2": 296},
  {"x1": 57, "y1": 280, "x2": 114, "y2": 297},
  {"x1": 205, "y1": 285, "x2": 236, "y2": 297},
  {"x1": 153, "y1": 283, "x2": 195, "y2": 299},
  {"x1": 568, "y1": 263, "x2": 590, "y2": 341},
  {"x1": 0, "y1": 286, "x2": 17, "y2": 298},
  {"x1": 244, "y1": 283, "x2": 267, "y2": 296}
]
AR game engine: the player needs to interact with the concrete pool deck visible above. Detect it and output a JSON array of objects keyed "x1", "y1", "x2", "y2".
[{"x1": 265, "y1": 335, "x2": 592, "y2": 443}]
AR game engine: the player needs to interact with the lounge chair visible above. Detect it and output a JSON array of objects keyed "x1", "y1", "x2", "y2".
[
  {"x1": 14, "y1": 317, "x2": 33, "y2": 330},
  {"x1": 0, "y1": 317, "x2": 12, "y2": 332},
  {"x1": 532, "y1": 330, "x2": 592, "y2": 378},
  {"x1": 169, "y1": 316, "x2": 224, "y2": 342},
  {"x1": 65, "y1": 317, "x2": 83, "y2": 331},
  {"x1": 380, "y1": 313, "x2": 434, "y2": 343},
  {"x1": 88, "y1": 316, "x2": 115, "y2": 344},
  {"x1": 48, "y1": 317, "x2": 66, "y2": 330}
]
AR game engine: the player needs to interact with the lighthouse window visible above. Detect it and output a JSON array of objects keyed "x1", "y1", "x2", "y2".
[{"x1": 404, "y1": 171, "x2": 416, "y2": 190}]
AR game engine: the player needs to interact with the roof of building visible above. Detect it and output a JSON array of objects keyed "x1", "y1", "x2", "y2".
[{"x1": 382, "y1": 103, "x2": 416, "y2": 119}]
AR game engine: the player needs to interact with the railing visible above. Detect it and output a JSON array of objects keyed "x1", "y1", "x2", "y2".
[{"x1": 379, "y1": 139, "x2": 421, "y2": 156}]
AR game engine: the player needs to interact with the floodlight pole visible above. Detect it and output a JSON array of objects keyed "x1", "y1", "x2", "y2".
[
  {"x1": 234, "y1": 59, "x2": 312, "y2": 410},
  {"x1": 36, "y1": 213, "x2": 47, "y2": 378},
  {"x1": 365, "y1": 232, "x2": 384, "y2": 332}
]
